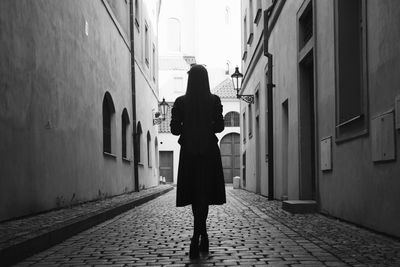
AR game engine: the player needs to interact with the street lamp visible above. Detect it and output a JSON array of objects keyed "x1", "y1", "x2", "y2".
[
  {"x1": 153, "y1": 98, "x2": 169, "y2": 125},
  {"x1": 231, "y1": 66, "x2": 254, "y2": 104}
]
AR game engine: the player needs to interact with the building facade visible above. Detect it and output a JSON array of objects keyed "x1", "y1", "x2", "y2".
[
  {"x1": 241, "y1": 0, "x2": 400, "y2": 237},
  {"x1": 133, "y1": 0, "x2": 162, "y2": 190},
  {"x1": 0, "y1": 0, "x2": 160, "y2": 221},
  {"x1": 157, "y1": 0, "x2": 241, "y2": 185}
]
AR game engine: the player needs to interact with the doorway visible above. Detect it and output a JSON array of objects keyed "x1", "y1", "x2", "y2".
[
  {"x1": 282, "y1": 99, "x2": 289, "y2": 200},
  {"x1": 220, "y1": 133, "x2": 240, "y2": 183},
  {"x1": 299, "y1": 52, "x2": 316, "y2": 200},
  {"x1": 255, "y1": 116, "x2": 261, "y2": 194},
  {"x1": 159, "y1": 151, "x2": 173, "y2": 183}
]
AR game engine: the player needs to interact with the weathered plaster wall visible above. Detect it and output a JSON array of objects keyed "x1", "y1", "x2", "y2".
[
  {"x1": 133, "y1": 0, "x2": 160, "y2": 190},
  {"x1": 269, "y1": 0, "x2": 303, "y2": 200},
  {"x1": 240, "y1": 0, "x2": 272, "y2": 196},
  {"x1": 0, "y1": 0, "x2": 135, "y2": 221},
  {"x1": 316, "y1": 0, "x2": 400, "y2": 237}
]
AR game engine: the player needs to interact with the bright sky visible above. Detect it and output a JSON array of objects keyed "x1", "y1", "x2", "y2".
[{"x1": 193, "y1": 0, "x2": 241, "y2": 71}]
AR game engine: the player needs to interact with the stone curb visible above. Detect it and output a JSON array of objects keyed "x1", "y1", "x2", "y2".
[{"x1": 0, "y1": 185, "x2": 174, "y2": 266}]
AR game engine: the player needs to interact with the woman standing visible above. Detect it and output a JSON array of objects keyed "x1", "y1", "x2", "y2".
[{"x1": 170, "y1": 64, "x2": 226, "y2": 259}]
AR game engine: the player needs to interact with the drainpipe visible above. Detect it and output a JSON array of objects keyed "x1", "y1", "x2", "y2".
[
  {"x1": 264, "y1": 7, "x2": 276, "y2": 200},
  {"x1": 130, "y1": 0, "x2": 139, "y2": 191}
]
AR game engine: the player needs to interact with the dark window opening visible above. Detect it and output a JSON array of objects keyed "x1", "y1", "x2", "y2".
[
  {"x1": 103, "y1": 92, "x2": 115, "y2": 154},
  {"x1": 299, "y1": 3, "x2": 313, "y2": 49},
  {"x1": 335, "y1": 0, "x2": 367, "y2": 140},
  {"x1": 136, "y1": 122, "x2": 142, "y2": 163},
  {"x1": 122, "y1": 109, "x2": 130, "y2": 158},
  {"x1": 147, "y1": 131, "x2": 152, "y2": 167}
]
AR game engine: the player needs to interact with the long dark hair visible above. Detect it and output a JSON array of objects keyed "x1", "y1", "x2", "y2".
[{"x1": 184, "y1": 64, "x2": 214, "y2": 154}]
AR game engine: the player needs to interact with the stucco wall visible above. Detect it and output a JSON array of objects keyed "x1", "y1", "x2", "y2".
[
  {"x1": 0, "y1": 0, "x2": 135, "y2": 221},
  {"x1": 316, "y1": 0, "x2": 400, "y2": 237},
  {"x1": 240, "y1": 0, "x2": 272, "y2": 197},
  {"x1": 269, "y1": 0, "x2": 303, "y2": 200}
]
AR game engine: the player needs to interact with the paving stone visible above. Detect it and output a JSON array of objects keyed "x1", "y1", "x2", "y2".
[{"x1": 11, "y1": 186, "x2": 400, "y2": 266}]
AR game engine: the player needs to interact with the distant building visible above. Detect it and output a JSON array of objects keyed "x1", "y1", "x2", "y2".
[
  {"x1": 241, "y1": 0, "x2": 400, "y2": 238},
  {"x1": 157, "y1": 0, "x2": 241, "y2": 184},
  {"x1": 158, "y1": 77, "x2": 240, "y2": 184},
  {"x1": 0, "y1": 0, "x2": 161, "y2": 221}
]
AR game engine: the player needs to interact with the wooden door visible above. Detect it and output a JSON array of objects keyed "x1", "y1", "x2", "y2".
[
  {"x1": 220, "y1": 133, "x2": 240, "y2": 183},
  {"x1": 159, "y1": 151, "x2": 173, "y2": 183}
]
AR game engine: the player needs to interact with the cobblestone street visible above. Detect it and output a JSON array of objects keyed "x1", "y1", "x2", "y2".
[{"x1": 14, "y1": 187, "x2": 400, "y2": 267}]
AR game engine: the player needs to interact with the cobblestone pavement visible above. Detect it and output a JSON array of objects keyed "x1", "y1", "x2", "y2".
[{"x1": 14, "y1": 187, "x2": 400, "y2": 267}]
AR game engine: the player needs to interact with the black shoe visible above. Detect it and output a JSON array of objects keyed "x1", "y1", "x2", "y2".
[
  {"x1": 189, "y1": 238, "x2": 199, "y2": 259},
  {"x1": 199, "y1": 235, "x2": 209, "y2": 253}
]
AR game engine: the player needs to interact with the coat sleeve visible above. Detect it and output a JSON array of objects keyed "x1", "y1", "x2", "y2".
[
  {"x1": 212, "y1": 95, "x2": 225, "y2": 133},
  {"x1": 170, "y1": 97, "x2": 183, "y2": 136}
]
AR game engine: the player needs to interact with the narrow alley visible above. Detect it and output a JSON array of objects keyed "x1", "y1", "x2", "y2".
[{"x1": 14, "y1": 187, "x2": 400, "y2": 267}]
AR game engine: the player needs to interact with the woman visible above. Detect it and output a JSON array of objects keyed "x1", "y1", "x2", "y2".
[{"x1": 170, "y1": 64, "x2": 226, "y2": 259}]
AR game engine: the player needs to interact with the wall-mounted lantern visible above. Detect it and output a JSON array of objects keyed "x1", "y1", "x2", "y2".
[
  {"x1": 231, "y1": 66, "x2": 254, "y2": 104},
  {"x1": 153, "y1": 98, "x2": 169, "y2": 125}
]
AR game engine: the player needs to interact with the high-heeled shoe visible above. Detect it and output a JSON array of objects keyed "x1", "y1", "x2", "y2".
[
  {"x1": 199, "y1": 235, "x2": 209, "y2": 253},
  {"x1": 189, "y1": 238, "x2": 199, "y2": 259}
]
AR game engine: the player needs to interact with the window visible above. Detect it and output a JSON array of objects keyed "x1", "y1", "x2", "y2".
[
  {"x1": 121, "y1": 109, "x2": 130, "y2": 159},
  {"x1": 247, "y1": 0, "x2": 254, "y2": 45},
  {"x1": 242, "y1": 111, "x2": 247, "y2": 143},
  {"x1": 299, "y1": 2, "x2": 313, "y2": 49},
  {"x1": 225, "y1": 6, "x2": 230, "y2": 24},
  {"x1": 136, "y1": 122, "x2": 142, "y2": 163},
  {"x1": 173, "y1": 77, "x2": 184, "y2": 93},
  {"x1": 145, "y1": 23, "x2": 149, "y2": 67},
  {"x1": 255, "y1": 90, "x2": 260, "y2": 114},
  {"x1": 254, "y1": 0, "x2": 262, "y2": 24},
  {"x1": 102, "y1": 92, "x2": 115, "y2": 154},
  {"x1": 147, "y1": 131, "x2": 152, "y2": 167},
  {"x1": 224, "y1": 112, "x2": 240, "y2": 127},
  {"x1": 135, "y1": 0, "x2": 139, "y2": 28},
  {"x1": 242, "y1": 15, "x2": 248, "y2": 61},
  {"x1": 248, "y1": 104, "x2": 253, "y2": 138},
  {"x1": 335, "y1": 0, "x2": 367, "y2": 141},
  {"x1": 152, "y1": 44, "x2": 156, "y2": 81},
  {"x1": 167, "y1": 18, "x2": 181, "y2": 52}
]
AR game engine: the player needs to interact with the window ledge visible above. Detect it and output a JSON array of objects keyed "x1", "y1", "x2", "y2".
[
  {"x1": 335, "y1": 129, "x2": 368, "y2": 144},
  {"x1": 122, "y1": 157, "x2": 132, "y2": 163},
  {"x1": 103, "y1": 151, "x2": 117, "y2": 159},
  {"x1": 138, "y1": 162, "x2": 144, "y2": 166}
]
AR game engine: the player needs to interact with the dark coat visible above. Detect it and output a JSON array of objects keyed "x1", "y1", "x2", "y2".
[{"x1": 170, "y1": 94, "x2": 226, "y2": 207}]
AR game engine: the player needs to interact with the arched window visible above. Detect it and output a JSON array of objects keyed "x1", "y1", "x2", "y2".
[
  {"x1": 147, "y1": 131, "x2": 152, "y2": 167},
  {"x1": 167, "y1": 18, "x2": 181, "y2": 52},
  {"x1": 136, "y1": 122, "x2": 142, "y2": 163},
  {"x1": 103, "y1": 92, "x2": 115, "y2": 154},
  {"x1": 121, "y1": 109, "x2": 130, "y2": 158},
  {"x1": 224, "y1": 111, "x2": 240, "y2": 127}
]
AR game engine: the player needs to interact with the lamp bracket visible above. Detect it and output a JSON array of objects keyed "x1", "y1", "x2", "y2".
[
  {"x1": 153, "y1": 118, "x2": 163, "y2": 125},
  {"x1": 237, "y1": 94, "x2": 254, "y2": 104}
]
